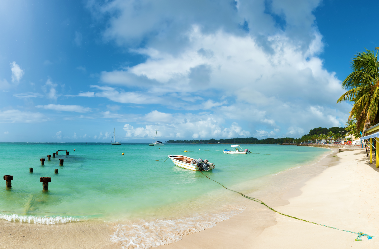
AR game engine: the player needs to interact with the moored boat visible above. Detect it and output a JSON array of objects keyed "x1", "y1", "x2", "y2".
[
  {"x1": 223, "y1": 145, "x2": 250, "y2": 154},
  {"x1": 111, "y1": 128, "x2": 121, "y2": 145},
  {"x1": 168, "y1": 155, "x2": 215, "y2": 171}
]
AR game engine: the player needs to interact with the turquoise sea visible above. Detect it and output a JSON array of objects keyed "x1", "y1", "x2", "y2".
[{"x1": 0, "y1": 142, "x2": 329, "y2": 225}]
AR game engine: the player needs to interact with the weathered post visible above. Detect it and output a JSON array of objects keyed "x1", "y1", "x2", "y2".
[
  {"x1": 29, "y1": 168, "x2": 33, "y2": 173},
  {"x1": 59, "y1": 159, "x2": 64, "y2": 166},
  {"x1": 40, "y1": 177, "x2": 51, "y2": 191},
  {"x1": 52, "y1": 153, "x2": 56, "y2": 158},
  {"x1": 47, "y1": 155, "x2": 51, "y2": 161},
  {"x1": 66, "y1": 151, "x2": 69, "y2": 156},
  {"x1": 55, "y1": 169, "x2": 58, "y2": 174},
  {"x1": 3, "y1": 175, "x2": 13, "y2": 189},
  {"x1": 40, "y1": 158, "x2": 45, "y2": 166}
]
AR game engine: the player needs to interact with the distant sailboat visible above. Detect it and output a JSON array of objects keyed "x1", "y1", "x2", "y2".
[
  {"x1": 112, "y1": 128, "x2": 121, "y2": 145},
  {"x1": 149, "y1": 130, "x2": 164, "y2": 146}
]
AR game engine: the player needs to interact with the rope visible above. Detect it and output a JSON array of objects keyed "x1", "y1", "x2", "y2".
[{"x1": 199, "y1": 171, "x2": 373, "y2": 241}]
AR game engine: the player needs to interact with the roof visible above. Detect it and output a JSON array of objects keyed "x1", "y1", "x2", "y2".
[{"x1": 365, "y1": 122, "x2": 379, "y2": 135}]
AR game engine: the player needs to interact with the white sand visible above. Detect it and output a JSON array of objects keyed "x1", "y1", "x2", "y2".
[{"x1": 159, "y1": 148, "x2": 379, "y2": 249}]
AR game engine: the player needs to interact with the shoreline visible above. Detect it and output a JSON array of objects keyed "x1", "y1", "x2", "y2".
[
  {"x1": 2, "y1": 147, "x2": 375, "y2": 248},
  {"x1": 159, "y1": 148, "x2": 379, "y2": 249},
  {"x1": 155, "y1": 147, "x2": 338, "y2": 249}
]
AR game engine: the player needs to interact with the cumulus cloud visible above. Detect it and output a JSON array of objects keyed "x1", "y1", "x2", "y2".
[
  {"x1": 56, "y1": 131, "x2": 62, "y2": 140},
  {"x1": 36, "y1": 104, "x2": 91, "y2": 113},
  {"x1": 4, "y1": 131, "x2": 9, "y2": 134},
  {"x1": 122, "y1": 111, "x2": 250, "y2": 139},
  {"x1": 87, "y1": 0, "x2": 350, "y2": 138},
  {"x1": 10, "y1": 61, "x2": 24, "y2": 83}
]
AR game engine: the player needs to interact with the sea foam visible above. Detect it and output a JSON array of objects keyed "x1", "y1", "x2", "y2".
[
  {"x1": 111, "y1": 207, "x2": 245, "y2": 249},
  {"x1": 0, "y1": 214, "x2": 81, "y2": 224}
]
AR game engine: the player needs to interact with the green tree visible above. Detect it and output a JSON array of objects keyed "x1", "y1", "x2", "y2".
[{"x1": 337, "y1": 49, "x2": 379, "y2": 135}]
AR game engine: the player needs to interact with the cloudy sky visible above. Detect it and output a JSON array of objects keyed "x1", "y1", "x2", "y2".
[{"x1": 0, "y1": 0, "x2": 375, "y2": 142}]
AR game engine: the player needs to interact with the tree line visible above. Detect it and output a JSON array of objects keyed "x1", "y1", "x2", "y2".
[{"x1": 166, "y1": 126, "x2": 347, "y2": 144}]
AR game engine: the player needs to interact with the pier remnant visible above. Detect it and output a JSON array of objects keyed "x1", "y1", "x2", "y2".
[
  {"x1": 59, "y1": 159, "x2": 64, "y2": 166},
  {"x1": 29, "y1": 168, "x2": 33, "y2": 173},
  {"x1": 40, "y1": 177, "x2": 51, "y2": 191},
  {"x1": 47, "y1": 155, "x2": 51, "y2": 161},
  {"x1": 40, "y1": 158, "x2": 45, "y2": 166},
  {"x1": 66, "y1": 151, "x2": 69, "y2": 156},
  {"x1": 52, "y1": 153, "x2": 56, "y2": 158},
  {"x1": 55, "y1": 169, "x2": 58, "y2": 174},
  {"x1": 3, "y1": 175, "x2": 13, "y2": 189}
]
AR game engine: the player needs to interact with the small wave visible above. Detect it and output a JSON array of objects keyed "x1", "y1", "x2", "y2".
[
  {"x1": 0, "y1": 214, "x2": 81, "y2": 224},
  {"x1": 111, "y1": 207, "x2": 245, "y2": 249}
]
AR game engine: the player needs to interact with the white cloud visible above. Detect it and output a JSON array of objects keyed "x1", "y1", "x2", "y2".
[
  {"x1": 36, "y1": 104, "x2": 91, "y2": 113},
  {"x1": 91, "y1": 85, "x2": 164, "y2": 104},
  {"x1": 88, "y1": 0, "x2": 350, "y2": 139},
  {"x1": 0, "y1": 110, "x2": 46, "y2": 123},
  {"x1": 122, "y1": 112, "x2": 250, "y2": 139},
  {"x1": 13, "y1": 92, "x2": 44, "y2": 98},
  {"x1": 56, "y1": 131, "x2": 62, "y2": 139},
  {"x1": 73, "y1": 132, "x2": 77, "y2": 139},
  {"x1": 10, "y1": 61, "x2": 24, "y2": 83},
  {"x1": 4, "y1": 131, "x2": 9, "y2": 134},
  {"x1": 42, "y1": 78, "x2": 58, "y2": 100},
  {"x1": 78, "y1": 92, "x2": 94, "y2": 97}
]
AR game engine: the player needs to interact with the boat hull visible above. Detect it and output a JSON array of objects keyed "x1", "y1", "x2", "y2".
[
  {"x1": 223, "y1": 151, "x2": 247, "y2": 154},
  {"x1": 168, "y1": 155, "x2": 214, "y2": 171}
]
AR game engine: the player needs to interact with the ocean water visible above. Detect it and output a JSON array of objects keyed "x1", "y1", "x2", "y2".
[
  {"x1": 0, "y1": 142, "x2": 332, "y2": 247},
  {"x1": 0, "y1": 143, "x2": 328, "y2": 223}
]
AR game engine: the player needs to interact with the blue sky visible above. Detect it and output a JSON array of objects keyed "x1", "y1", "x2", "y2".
[{"x1": 0, "y1": 0, "x2": 375, "y2": 142}]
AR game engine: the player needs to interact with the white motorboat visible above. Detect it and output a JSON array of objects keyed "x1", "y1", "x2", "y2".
[
  {"x1": 168, "y1": 155, "x2": 215, "y2": 171},
  {"x1": 223, "y1": 145, "x2": 250, "y2": 154},
  {"x1": 111, "y1": 128, "x2": 121, "y2": 145}
]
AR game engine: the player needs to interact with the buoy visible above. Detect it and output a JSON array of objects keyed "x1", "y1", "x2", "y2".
[
  {"x1": 199, "y1": 149, "x2": 200, "y2": 150},
  {"x1": 74, "y1": 149, "x2": 75, "y2": 151},
  {"x1": 122, "y1": 153, "x2": 124, "y2": 155},
  {"x1": 184, "y1": 150, "x2": 188, "y2": 152}
]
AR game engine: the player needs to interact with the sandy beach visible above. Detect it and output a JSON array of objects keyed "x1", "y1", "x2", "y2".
[
  {"x1": 1, "y1": 147, "x2": 379, "y2": 249},
  {"x1": 159, "y1": 147, "x2": 379, "y2": 249}
]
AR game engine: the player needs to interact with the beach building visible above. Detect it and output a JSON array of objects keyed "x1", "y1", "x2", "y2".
[{"x1": 361, "y1": 123, "x2": 379, "y2": 167}]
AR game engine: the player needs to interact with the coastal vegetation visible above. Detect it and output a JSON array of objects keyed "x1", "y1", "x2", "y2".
[
  {"x1": 337, "y1": 49, "x2": 379, "y2": 135},
  {"x1": 166, "y1": 126, "x2": 346, "y2": 144}
]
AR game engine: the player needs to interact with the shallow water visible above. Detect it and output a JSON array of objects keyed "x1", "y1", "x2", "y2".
[{"x1": 0, "y1": 143, "x2": 328, "y2": 224}]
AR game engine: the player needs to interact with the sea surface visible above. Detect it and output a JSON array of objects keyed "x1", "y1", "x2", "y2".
[{"x1": 0, "y1": 143, "x2": 329, "y2": 223}]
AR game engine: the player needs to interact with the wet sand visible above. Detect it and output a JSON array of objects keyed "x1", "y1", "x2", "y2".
[{"x1": 3, "y1": 147, "x2": 379, "y2": 249}]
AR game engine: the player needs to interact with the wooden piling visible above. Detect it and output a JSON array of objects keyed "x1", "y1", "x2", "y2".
[
  {"x1": 3, "y1": 175, "x2": 13, "y2": 189},
  {"x1": 40, "y1": 177, "x2": 51, "y2": 191}
]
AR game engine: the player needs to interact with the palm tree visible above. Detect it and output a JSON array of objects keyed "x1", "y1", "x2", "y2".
[{"x1": 337, "y1": 49, "x2": 379, "y2": 135}]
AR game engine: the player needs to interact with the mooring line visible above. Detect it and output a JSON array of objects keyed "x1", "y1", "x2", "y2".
[{"x1": 199, "y1": 171, "x2": 373, "y2": 241}]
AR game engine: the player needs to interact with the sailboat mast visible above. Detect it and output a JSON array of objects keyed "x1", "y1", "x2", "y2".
[{"x1": 114, "y1": 128, "x2": 116, "y2": 143}]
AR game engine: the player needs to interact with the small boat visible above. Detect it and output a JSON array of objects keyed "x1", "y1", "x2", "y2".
[
  {"x1": 149, "y1": 141, "x2": 164, "y2": 146},
  {"x1": 111, "y1": 128, "x2": 121, "y2": 145},
  {"x1": 149, "y1": 130, "x2": 164, "y2": 146},
  {"x1": 168, "y1": 155, "x2": 215, "y2": 171},
  {"x1": 223, "y1": 145, "x2": 250, "y2": 154}
]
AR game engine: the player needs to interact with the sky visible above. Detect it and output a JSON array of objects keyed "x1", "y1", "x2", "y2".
[{"x1": 0, "y1": 0, "x2": 376, "y2": 143}]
